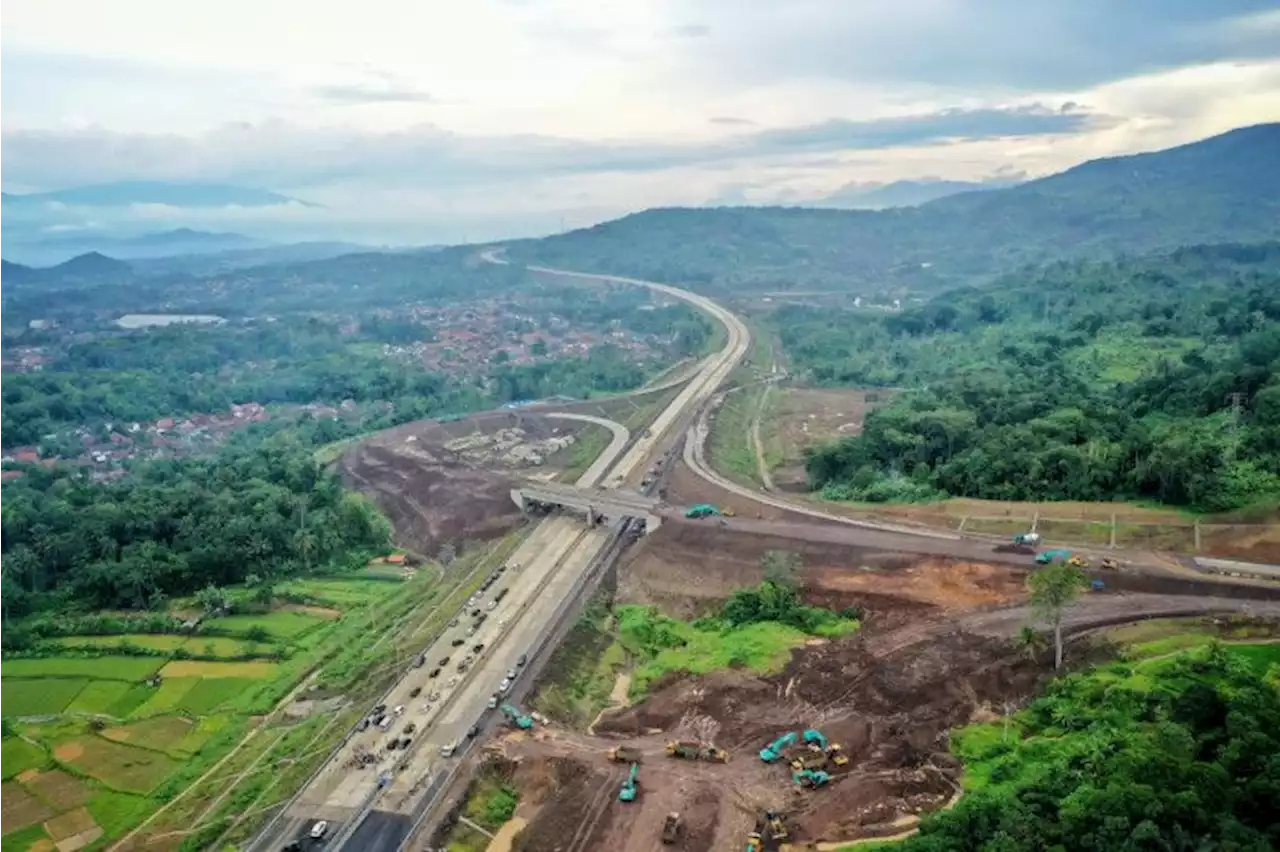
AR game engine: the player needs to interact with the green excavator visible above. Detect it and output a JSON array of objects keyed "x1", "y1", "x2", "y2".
[
  {"x1": 794, "y1": 768, "x2": 831, "y2": 788},
  {"x1": 759, "y1": 731, "x2": 797, "y2": 763},
  {"x1": 500, "y1": 703, "x2": 533, "y2": 730},
  {"x1": 618, "y1": 762, "x2": 640, "y2": 802}
]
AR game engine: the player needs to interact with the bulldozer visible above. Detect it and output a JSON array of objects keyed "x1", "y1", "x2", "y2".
[
  {"x1": 701, "y1": 744, "x2": 730, "y2": 763},
  {"x1": 608, "y1": 746, "x2": 642, "y2": 763},
  {"x1": 723, "y1": 506, "x2": 737, "y2": 517},
  {"x1": 618, "y1": 762, "x2": 639, "y2": 802},
  {"x1": 661, "y1": 813, "x2": 681, "y2": 845},
  {"x1": 1066, "y1": 555, "x2": 1089, "y2": 568},
  {"x1": 759, "y1": 731, "x2": 797, "y2": 763}
]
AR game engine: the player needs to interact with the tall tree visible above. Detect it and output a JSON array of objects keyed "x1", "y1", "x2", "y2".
[{"x1": 1027, "y1": 564, "x2": 1087, "y2": 670}]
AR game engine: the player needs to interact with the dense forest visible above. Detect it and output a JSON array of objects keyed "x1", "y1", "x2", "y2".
[
  {"x1": 511, "y1": 125, "x2": 1279, "y2": 294},
  {"x1": 801, "y1": 244, "x2": 1280, "y2": 511},
  {"x1": 0, "y1": 435, "x2": 391, "y2": 620},
  {"x1": 895, "y1": 645, "x2": 1280, "y2": 851}
]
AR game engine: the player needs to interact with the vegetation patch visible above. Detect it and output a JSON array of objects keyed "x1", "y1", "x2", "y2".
[
  {"x1": 895, "y1": 644, "x2": 1280, "y2": 850},
  {"x1": 178, "y1": 636, "x2": 278, "y2": 658},
  {"x1": 1, "y1": 680, "x2": 89, "y2": 718},
  {"x1": 53, "y1": 736, "x2": 180, "y2": 794},
  {"x1": 102, "y1": 685, "x2": 157, "y2": 719},
  {"x1": 0, "y1": 822, "x2": 51, "y2": 851},
  {"x1": 1, "y1": 739, "x2": 48, "y2": 779},
  {"x1": 84, "y1": 789, "x2": 150, "y2": 838},
  {"x1": 0, "y1": 782, "x2": 53, "y2": 833},
  {"x1": 131, "y1": 678, "x2": 197, "y2": 718},
  {"x1": 45, "y1": 634, "x2": 188, "y2": 653},
  {"x1": 530, "y1": 597, "x2": 627, "y2": 727},
  {"x1": 42, "y1": 807, "x2": 97, "y2": 843},
  {"x1": 439, "y1": 773, "x2": 520, "y2": 852},
  {"x1": 1, "y1": 657, "x2": 164, "y2": 682},
  {"x1": 172, "y1": 715, "x2": 232, "y2": 758},
  {"x1": 158, "y1": 660, "x2": 278, "y2": 679}
]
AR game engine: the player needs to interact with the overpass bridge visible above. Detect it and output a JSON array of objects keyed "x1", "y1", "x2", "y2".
[{"x1": 512, "y1": 483, "x2": 663, "y2": 532}]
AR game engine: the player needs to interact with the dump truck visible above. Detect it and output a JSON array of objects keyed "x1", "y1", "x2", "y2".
[
  {"x1": 759, "y1": 732, "x2": 797, "y2": 763},
  {"x1": 666, "y1": 740, "x2": 703, "y2": 760},
  {"x1": 609, "y1": 746, "x2": 642, "y2": 763},
  {"x1": 1035, "y1": 549, "x2": 1073, "y2": 565},
  {"x1": 500, "y1": 703, "x2": 533, "y2": 730},
  {"x1": 662, "y1": 813, "x2": 681, "y2": 844},
  {"x1": 793, "y1": 768, "x2": 830, "y2": 788},
  {"x1": 618, "y1": 763, "x2": 639, "y2": 802},
  {"x1": 684, "y1": 504, "x2": 721, "y2": 519}
]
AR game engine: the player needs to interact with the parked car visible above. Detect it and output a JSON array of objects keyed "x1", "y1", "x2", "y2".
[
  {"x1": 413, "y1": 654, "x2": 426, "y2": 668},
  {"x1": 356, "y1": 718, "x2": 370, "y2": 732},
  {"x1": 451, "y1": 638, "x2": 465, "y2": 647},
  {"x1": 516, "y1": 654, "x2": 528, "y2": 667},
  {"x1": 428, "y1": 668, "x2": 442, "y2": 679},
  {"x1": 378, "y1": 716, "x2": 393, "y2": 730},
  {"x1": 467, "y1": 724, "x2": 481, "y2": 739},
  {"x1": 404, "y1": 722, "x2": 416, "y2": 735},
  {"x1": 393, "y1": 705, "x2": 405, "y2": 716},
  {"x1": 438, "y1": 656, "x2": 450, "y2": 666},
  {"x1": 487, "y1": 696, "x2": 499, "y2": 709},
  {"x1": 409, "y1": 686, "x2": 421, "y2": 698},
  {"x1": 441, "y1": 741, "x2": 457, "y2": 758},
  {"x1": 310, "y1": 821, "x2": 328, "y2": 839},
  {"x1": 473, "y1": 643, "x2": 485, "y2": 653}
]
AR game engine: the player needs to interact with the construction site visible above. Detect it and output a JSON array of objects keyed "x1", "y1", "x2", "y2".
[{"x1": 320, "y1": 261, "x2": 1280, "y2": 852}]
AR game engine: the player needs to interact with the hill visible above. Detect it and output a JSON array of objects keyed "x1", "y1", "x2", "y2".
[
  {"x1": 511, "y1": 123, "x2": 1280, "y2": 292},
  {"x1": 1, "y1": 252, "x2": 134, "y2": 294},
  {"x1": 812, "y1": 176, "x2": 1022, "y2": 209}
]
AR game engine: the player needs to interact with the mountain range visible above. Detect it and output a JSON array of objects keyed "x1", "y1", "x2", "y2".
[
  {"x1": 811, "y1": 176, "x2": 1025, "y2": 210},
  {"x1": 511, "y1": 123, "x2": 1280, "y2": 292}
]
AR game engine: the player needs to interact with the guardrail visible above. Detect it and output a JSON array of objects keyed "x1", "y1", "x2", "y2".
[{"x1": 394, "y1": 519, "x2": 634, "y2": 851}]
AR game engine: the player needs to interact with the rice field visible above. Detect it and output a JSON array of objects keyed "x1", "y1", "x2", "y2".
[
  {"x1": 206, "y1": 611, "x2": 326, "y2": 638},
  {"x1": 53, "y1": 736, "x2": 181, "y2": 794},
  {"x1": 158, "y1": 660, "x2": 279, "y2": 679},
  {"x1": 1, "y1": 738, "x2": 48, "y2": 779},
  {"x1": 1, "y1": 679, "x2": 89, "y2": 717},
  {"x1": 103, "y1": 717, "x2": 195, "y2": 753},
  {"x1": 1, "y1": 656, "x2": 164, "y2": 682}
]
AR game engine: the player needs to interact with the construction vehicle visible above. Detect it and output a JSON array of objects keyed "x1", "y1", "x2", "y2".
[
  {"x1": 759, "y1": 731, "x2": 797, "y2": 763},
  {"x1": 803, "y1": 728, "x2": 849, "y2": 766},
  {"x1": 744, "y1": 832, "x2": 764, "y2": 852},
  {"x1": 701, "y1": 744, "x2": 730, "y2": 763},
  {"x1": 618, "y1": 763, "x2": 639, "y2": 802},
  {"x1": 1100, "y1": 557, "x2": 1120, "y2": 571},
  {"x1": 790, "y1": 751, "x2": 828, "y2": 771},
  {"x1": 723, "y1": 506, "x2": 737, "y2": 517},
  {"x1": 793, "y1": 768, "x2": 830, "y2": 787},
  {"x1": 764, "y1": 811, "x2": 788, "y2": 841},
  {"x1": 684, "y1": 503, "x2": 722, "y2": 519},
  {"x1": 661, "y1": 812, "x2": 681, "y2": 844},
  {"x1": 1035, "y1": 549, "x2": 1073, "y2": 565},
  {"x1": 1066, "y1": 555, "x2": 1090, "y2": 568},
  {"x1": 666, "y1": 740, "x2": 702, "y2": 760},
  {"x1": 1090, "y1": 579, "x2": 1106, "y2": 592},
  {"x1": 1013, "y1": 532, "x2": 1041, "y2": 546},
  {"x1": 500, "y1": 703, "x2": 533, "y2": 730},
  {"x1": 608, "y1": 746, "x2": 642, "y2": 763}
]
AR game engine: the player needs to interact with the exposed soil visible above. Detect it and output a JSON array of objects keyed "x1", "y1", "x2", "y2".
[
  {"x1": 338, "y1": 411, "x2": 595, "y2": 555},
  {"x1": 767, "y1": 388, "x2": 879, "y2": 493}
]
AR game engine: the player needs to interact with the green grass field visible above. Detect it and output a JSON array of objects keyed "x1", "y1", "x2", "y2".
[
  {"x1": 103, "y1": 717, "x2": 195, "y2": 754},
  {"x1": 206, "y1": 611, "x2": 326, "y2": 638},
  {"x1": 131, "y1": 678, "x2": 198, "y2": 717},
  {"x1": 47, "y1": 634, "x2": 188, "y2": 653},
  {"x1": 1, "y1": 738, "x2": 48, "y2": 779},
  {"x1": 1, "y1": 822, "x2": 51, "y2": 851},
  {"x1": 65, "y1": 681, "x2": 136, "y2": 715},
  {"x1": 2, "y1": 679, "x2": 89, "y2": 717},
  {"x1": 281, "y1": 578, "x2": 396, "y2": 606},
  {"x1": 175, "y1": 678, "x2": 256, "y2": 715},
  {"x1": 2, "y1": 656, "x2": 164, "y2": 682}
]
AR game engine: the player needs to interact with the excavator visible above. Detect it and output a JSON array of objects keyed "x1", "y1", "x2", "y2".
[
  {"x1": 618, "y1": 763, "x2": 640, "y2": 802},
  {"x1": 802, "y1": 728, "x2": 849, "y2": 767},
  {"x1": 608, "y1": 746, "x2": 642, "y2": 763},
  {"x1": 793, "y1": 768, "x2": 830, "y2": 788},
  {"x1": 500, "y1": 703, "x2": 533, "y2": 730},
  {"x1": 763, "y1": 811, "x2": 788, "y2": 842},
  {"x1": 759, "y1": 731, "x2": 797, "y2": 763}
]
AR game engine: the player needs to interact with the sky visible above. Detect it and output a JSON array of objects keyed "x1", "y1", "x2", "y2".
[{"x1": 3, "y1": 0, "x2": 1280, "y2": 245}]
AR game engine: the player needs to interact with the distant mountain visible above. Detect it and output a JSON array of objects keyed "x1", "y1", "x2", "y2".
[
  {"x1": 0, "y1": 252, "x2": 134, "y2": 296},
  {"x1": 128, "y1": 240, "x2": 374, "y2": 276},
  {"x1": 813, "y1": 176, "x2": 1024, "y2": 210},
  {"x1": 4, "y1": 228, "x2": 272, "y2": 264},
  {"x1": 1, "y1": 181, "x2": 316, "y2": 209},
  {"x1": 512, "y1": 123, "x2": 1280, "y2": 291}
]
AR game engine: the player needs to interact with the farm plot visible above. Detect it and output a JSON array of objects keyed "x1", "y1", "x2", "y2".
[
  {"x1": 53, "y1": 736, "x2": 180, "y2": 794},
  {"x1": 1, "y1": 679, "x2": 88, "y2": 717},
  {"x1": 283, "y1": 578, "x2": 398, "y2": 606},
  {"x1": 20, "y1": 769, "x2": 90, "y2": 810},
  {"x1": 206, "y1": 611, "x2": 326, "y2": 638},
  {"x1": 1, "y1": 782, "x2": 53, "y2": 833},
  {"x1": 179, "y1": 636, "x2": 277, "y2": 658},
  {"x1": 175, "y1": 678, "x2": 257, "y2": 715},
  {"x1": 103, "y1": 717, "x2": 195, "y2": 754},
  {"x1": 159, "y1": 660, "x2": 279, "y2": 679},
  {"x1": 65, "y1": 681, "x2": 140, "y2": 716},
  {"x1": 2, "y1": 657, "x2": 164, "y2": 682},
  {"x1": 46, "y1": 634, "x2": 187, "y2": 653},
  {"x1": 132, "y1": 678, "x2": 199, "y2": 717},
  {"x1": 1, "y1": 738, "x2": 48, "y2": 779}
]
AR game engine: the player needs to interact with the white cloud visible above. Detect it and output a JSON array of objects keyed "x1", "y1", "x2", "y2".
[{"x1": 2, "y1": 0, "x2": 1278, "y2": 243}]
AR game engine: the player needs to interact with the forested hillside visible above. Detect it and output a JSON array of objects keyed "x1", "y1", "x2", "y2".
[
  {"x1": 510, "y1": 124, "x2": 1280, "y2": 293},
  {"x1": 799, "y1": 243, "x2": 1280, "y2": 511}
]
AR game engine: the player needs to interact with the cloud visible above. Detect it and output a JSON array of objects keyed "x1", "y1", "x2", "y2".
[
  {"x1": 1, "y1": 103, "x2": 1105, "y2": 191},
  {"x1": 664, "y1": 24, "x2": 711, "y2": 39},
  {"x1": 709, "y1": 116, "x2": 755, "y2": 126}
]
